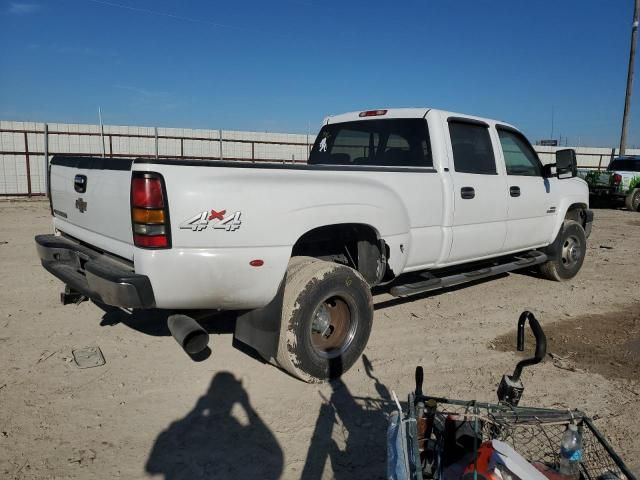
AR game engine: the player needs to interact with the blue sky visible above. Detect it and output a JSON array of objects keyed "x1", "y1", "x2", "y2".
[{"x1": 0, "y1": 0, "x2": 638, "y2": 146}]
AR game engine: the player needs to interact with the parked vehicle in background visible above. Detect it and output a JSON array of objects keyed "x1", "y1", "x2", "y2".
[
  {"x1": 578, "y1": 156, "x2": 640, "y2": 211},
  {"x1": 35, "y1": 108, "x2": 593, "y2": 382}
]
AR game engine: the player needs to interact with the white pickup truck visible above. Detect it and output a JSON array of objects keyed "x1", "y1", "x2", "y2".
[{"x1": 36, "y1": 108, "x2": 593, "y2": 382}]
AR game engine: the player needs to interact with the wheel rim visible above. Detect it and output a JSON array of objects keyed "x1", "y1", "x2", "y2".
[
  {"x1": 310, "y1": 297, "x2": 357, "y2": 359},
  {"x1": 561, "y1": 234, "x2": 582, "y2": 268}
]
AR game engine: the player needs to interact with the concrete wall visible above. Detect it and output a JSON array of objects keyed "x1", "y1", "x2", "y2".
[
  {"x1": 0, "y1": 120, "x2": 313, "y2": 195},
  {"x1": 1, "y1": 120, "x2": 639, "y2": 196}
]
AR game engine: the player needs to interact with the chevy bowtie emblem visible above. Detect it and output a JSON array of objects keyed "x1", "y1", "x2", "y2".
[{"x1": 75, "y1": 197, "x2": 87, "y2": 213}]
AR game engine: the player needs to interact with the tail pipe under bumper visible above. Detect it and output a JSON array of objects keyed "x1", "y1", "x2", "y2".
[{"x1": 167, "y1": 314, "x2": 210, "y2": 355}]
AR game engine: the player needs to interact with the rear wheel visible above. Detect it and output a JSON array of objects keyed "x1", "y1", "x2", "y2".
[
  {"x1": 625, "y1": 189, "x2": 640, "y2": 212},
  {"x1": 275, "y1": 257, "x2": 373, "y2": 382},
  {"x1": 539, "y1": 220, "x2": 586, "y2": 281}
]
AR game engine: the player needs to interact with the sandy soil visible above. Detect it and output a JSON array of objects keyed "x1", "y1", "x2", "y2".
[{"x1": 0, "y1": 200, "x2": 638, "y2": 479}]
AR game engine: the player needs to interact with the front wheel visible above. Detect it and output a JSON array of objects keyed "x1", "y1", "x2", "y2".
[
  {"x1": 274, "y1": 257, "x2": 373, "y2": 382},
  {"x1": 539, "y1": 220, "x2": 586, "y2": 281},
  {"x1": 625, "y1": 188, "x2": 640, "y2": 212}
]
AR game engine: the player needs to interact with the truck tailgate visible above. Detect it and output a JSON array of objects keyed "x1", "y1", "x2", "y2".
[{"x1": 49, "y1": 156, "x2": 135, "y2": 260}]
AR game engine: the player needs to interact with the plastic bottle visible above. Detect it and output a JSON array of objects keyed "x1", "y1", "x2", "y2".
[{"x1": 558, "y1": 423, "x2": 583, "y2": 478}]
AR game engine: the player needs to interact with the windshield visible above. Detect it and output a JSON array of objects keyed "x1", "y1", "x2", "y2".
[
  {"x1": 608, "y1": 158, "x2": 640, "y2": 172},
  {"x1": 308, "y1": 119, "x2": 432, "y2": 168}
]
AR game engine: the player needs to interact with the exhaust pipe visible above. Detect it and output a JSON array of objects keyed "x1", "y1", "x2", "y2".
[{"x1": 167, "y1": 314, "x2": 209, "y2": 355}]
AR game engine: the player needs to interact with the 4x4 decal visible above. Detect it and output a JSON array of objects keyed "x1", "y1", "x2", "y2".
[{"x1": 180, "y1": 209, "x2": 242, "y2": 232}]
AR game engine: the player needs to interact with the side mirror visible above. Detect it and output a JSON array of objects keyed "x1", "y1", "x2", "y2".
[{"x1": 556, "y1": 149, "x2": 577, "y2": 179}]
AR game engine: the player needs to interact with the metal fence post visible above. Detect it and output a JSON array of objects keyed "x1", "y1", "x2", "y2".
[
  {"x1": 44, "y1": 123, "x2": 49, "y2": 197},
  {"x1": 610, "y1": 147, "x2": 616, "y2": 164},
  {"x1": 24, "y1": 132, "x2": 32, "y2": 197},
  {"x1": 109, "y1": 134, "x2": 113, "y2": 158},
  {"x1": 180, "y1": 137, "x2": 184, "y2": 159},
  {"x1": 251, "y1": 142, "x2": 255, "y2": 162},
  {"x1": 219, "y1": 129, "x2": 223, "y2": 160},
  {"x1": 155, "y1": 127, "x2": 159, "y2": 159}
]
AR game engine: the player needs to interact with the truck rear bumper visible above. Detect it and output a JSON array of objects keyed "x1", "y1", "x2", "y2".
[{"x1": 35, "y1": 234, "x2": 155, "y2": 309}]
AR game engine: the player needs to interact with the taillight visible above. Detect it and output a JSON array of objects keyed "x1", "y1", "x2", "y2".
[
  {"x1": 131, "y1": 173, "x2": 171, "y2": 249},
  {"x1": 359, "y1": 109, "x2": 387, "y2": 117},
  {"x1": 613, "y1": 173, "x2": 622, "y2": 185}
]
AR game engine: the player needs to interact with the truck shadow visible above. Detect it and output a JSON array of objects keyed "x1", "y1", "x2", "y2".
[
  {"x1": 300, "y1": 355, "x2": 397, "y2": 479},
  {"x1": 97, "y1": 304, "x2": 236, "y2": 336},
  {"x1": 145, "y1": 371, "x2": 284, "y2": 480},
  {"x1": 97, "y1": 305, "x2": 245, "y2": 362}
]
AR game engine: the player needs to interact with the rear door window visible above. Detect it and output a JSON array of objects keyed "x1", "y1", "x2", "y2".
[
  {"x1": 309, "y1": 119, "x2": 432, "y2": 168},
  {"x1": 448, "y1": 120, "x2": 497, "y2": 174}
]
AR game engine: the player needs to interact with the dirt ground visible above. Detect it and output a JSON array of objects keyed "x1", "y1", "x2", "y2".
[{"x1": 0, "y1": 200, "x2": 638, "y2": 479}]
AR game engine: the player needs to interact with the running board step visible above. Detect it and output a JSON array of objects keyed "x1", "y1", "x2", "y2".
[{"x1": 389, "y1": 251, "x2": 548, "y2": 298}]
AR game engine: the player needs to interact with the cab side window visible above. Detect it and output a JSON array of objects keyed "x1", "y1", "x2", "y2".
[
  {"x1": 448, "y1": 120, "x2": 497, "y2": 174},
  {"x1": 497, "y1": 128, "x2": 542, "y2": 176}
]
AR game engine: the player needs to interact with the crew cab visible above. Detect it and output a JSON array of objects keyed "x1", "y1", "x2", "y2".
[
  {"x1": 578, "y1": 156, "x2": 640, "y2": 212},
  {"x1": 35, "y1": 108, "x2": 593, "y2": 382}
]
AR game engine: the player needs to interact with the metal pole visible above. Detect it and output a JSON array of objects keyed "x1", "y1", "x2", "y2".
[
  {"x1": 154, "y1": 127, "x2": 159, "y2": 159},
  {"x1": 219, "y1": 129, "x2": 223, "y2": 160},
  {"x1": 620, "y1": 0, "x2": 639, "y2": 155},
  {"x1": 24, "y1": 132, "x2": 32, "y2": 197},
  {"x1": 43, "y1": 123, "x2": 49, "y2": 197}
]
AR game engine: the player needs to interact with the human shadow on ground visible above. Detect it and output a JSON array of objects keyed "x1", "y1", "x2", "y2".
[
  {"x1": 300, "y1": 355, "x2": 397, "y2": 479},
  {"x1": 145, "y1": 371, "x2": 284, "y2": 480}
]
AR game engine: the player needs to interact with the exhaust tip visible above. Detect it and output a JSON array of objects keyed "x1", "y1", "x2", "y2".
[{"x1": 167, "y1": 314, "x2": 209, "y2": 354}]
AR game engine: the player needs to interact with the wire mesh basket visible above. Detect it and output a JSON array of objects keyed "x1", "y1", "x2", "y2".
[
  {"x1": 407, "y1": 395, "x2": 636, "y2": 480},
  {"x1": 389, "y1": 313, "x2": 636, "y2": 480}
]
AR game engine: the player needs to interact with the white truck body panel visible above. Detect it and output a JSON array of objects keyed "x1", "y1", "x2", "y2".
[
  {"x1": 44, "y1": 108, "x2": 590, "y2": 310},
  {"x1": 50, "y1": 160, "x2": 135, "y2": 260}
]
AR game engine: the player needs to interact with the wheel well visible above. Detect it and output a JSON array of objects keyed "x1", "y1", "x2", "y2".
[
  {"x1": 566, "y1": 203, "x2": 588, "y2": 228},
  {"x1": 291, "y1": 224, "x2": 386, "y2": 286}
]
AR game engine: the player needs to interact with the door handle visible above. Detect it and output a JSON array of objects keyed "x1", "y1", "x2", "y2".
[
  {"x1": 510, "y1": 186, "x2": 521, "y2": 197},
  {"x1": 460, "y1": 187, "x2": 475, "y2": 199}
]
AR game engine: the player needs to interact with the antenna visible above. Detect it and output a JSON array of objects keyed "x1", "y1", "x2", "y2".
[{"x1": 98, "y1": 107, "x2": 106, "y2": 158}]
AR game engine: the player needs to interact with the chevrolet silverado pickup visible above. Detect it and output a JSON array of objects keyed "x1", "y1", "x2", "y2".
[
  {"x1": 578, "y1": 155, "x2": 640, "y2": 211},
  {"x1": 36, "y1": 108, "x2": 593, "y2": 382}
]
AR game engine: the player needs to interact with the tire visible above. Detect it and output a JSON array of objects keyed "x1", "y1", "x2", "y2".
[
  {"x1": 539, "y1": 220, "x2": 586, "y2": 281},
  {"x1": 274, "y1": 257, "x2": 373, "y2": 382},
  {"x1": 625, "y1": 188, "x2": 640, "y2": 212}
]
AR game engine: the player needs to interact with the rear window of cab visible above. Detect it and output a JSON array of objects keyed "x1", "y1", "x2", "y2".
[{"x1": 309, "y1": 119, "x2": 433, "y2": 168}]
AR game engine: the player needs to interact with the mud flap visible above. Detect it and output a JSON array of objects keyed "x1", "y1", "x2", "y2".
[{"x1": 233, "y1": 280, "x2": 285, "y2": 365}]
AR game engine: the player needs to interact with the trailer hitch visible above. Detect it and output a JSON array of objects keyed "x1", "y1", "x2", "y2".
[{"x1": 497, "y1": 311, "x2": 547, "y2": 407}]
